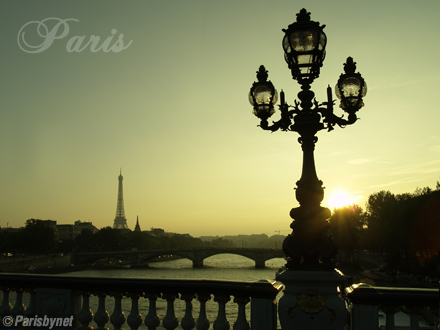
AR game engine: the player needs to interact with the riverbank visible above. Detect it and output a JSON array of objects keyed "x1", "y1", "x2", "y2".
[
  {"x1": 0, "y1": 254, "x2": 181, "y2": 275},
  {"x1": 2, "y1": 253, "x2": 436, "y2": 288},
  {"x1": 0, "y1": 255, "x2": 71, "y2": 273}
]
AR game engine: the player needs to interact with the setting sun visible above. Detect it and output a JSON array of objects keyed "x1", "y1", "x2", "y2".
[{"x1": 327, "y1": 190, "x2": 354, "y2": 209}]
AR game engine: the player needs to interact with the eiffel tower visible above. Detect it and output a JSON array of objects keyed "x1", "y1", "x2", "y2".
[{"x1": 113, "y1": 169, "x2": 128, "y2": 229}]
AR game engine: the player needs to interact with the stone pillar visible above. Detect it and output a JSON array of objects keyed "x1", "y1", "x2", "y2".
[
  {"x1": 192, "y1": 259, "x2": 204, "y2": 268},
  {"x1": 251, "y1": 297, "x2": 277, "y2": 330},
  {"x1": 276, "y1": 270, "x2": 347, "y2": 330},
  {"x1": 129, "y1": 255, "x2": 140, "y2": 268},
  {"x1": 36, "y1": 288, "x2": 81, "y2": 328},
  {"x1": 255, "y1": 260, "x2": 265, "y2": 268}
]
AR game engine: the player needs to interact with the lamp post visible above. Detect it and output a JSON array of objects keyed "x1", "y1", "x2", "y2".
[{"x1": 249, "y1": 9, "x2": 366, "y2": 329}]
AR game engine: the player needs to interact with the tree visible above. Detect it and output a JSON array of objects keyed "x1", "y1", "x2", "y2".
[
  {"x1": 365, "y1": 191, "x2": 398, "y2": 254},
  {"x1": 329, "y1": 204, "x2": 366, "y2": 264},
  {"x1": 94, "y1": 227, "x2": 124, "y2": 252},
  {"x1": 410, "y1": 193, "x2": 440, "y2": 266},
  {"x1": 20, "y1": 219, "x2": 56, "y2": 254},
  {"x1": 0, "y1": 230, "x2": 8, "y2": 253},
  {"x1": 74, "y1": 229, "x2": 96, "y2": 252},
  {"x1": 364, "y1": 185, "x2": 440, "y2": 273},
  {"x1": 206, "y1": 237, "x2": 234, "y2": 248}
]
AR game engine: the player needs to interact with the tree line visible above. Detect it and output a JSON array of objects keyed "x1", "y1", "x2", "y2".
[
  {"x1": 0, "y1": 222, "x2": 236, "y2": 256},
  {"x1": 328, "y1": 183, "x2": 440, "y2": 276}
]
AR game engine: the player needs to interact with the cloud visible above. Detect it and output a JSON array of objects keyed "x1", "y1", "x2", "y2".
[
  {"x1": 388, "y1": 160, "x2": 440, "y2": 176},
  {"x1": 350, "y1": 191, "x2": 364, "y2": 203},
  {"x1": 368, "y1": 180, "x2": 410, "y2": 189},
  {"x1": 369, "y1": 76, "x2": 440, "y2": 91},
  {"x1": 348, "y1": 159, "x2": 391, "y2": 165},
  {"x1": 428, "y1": 144, "x2": 440, "y2": 153},
  {"x1": 329, "y1": 150, "x2": 350, "y2": 157},
  {"x1": 348, "y1": 159, "x2": 370, "y2": 165}
]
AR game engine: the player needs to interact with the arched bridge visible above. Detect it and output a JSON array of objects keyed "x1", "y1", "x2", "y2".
[{"x1": 71, "y1": 248, "x2": 285, "y2": 268}]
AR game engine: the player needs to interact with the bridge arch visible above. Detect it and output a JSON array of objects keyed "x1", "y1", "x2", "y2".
[
  {"x1": 136, "y1": 252, "x2": 193, "y2": 266},
  {"x1": 203, "y1": 253, "x2": 255, "y2": 268},
  {"x1": 72, "y1": 251, "x2": 134, "y2": 265},
  {"x1": 72, "y1": 248, "x2": 285, "y2": 269},
  {"x1": 182, "y1": 249, "x2": 284, "y2": 268}
]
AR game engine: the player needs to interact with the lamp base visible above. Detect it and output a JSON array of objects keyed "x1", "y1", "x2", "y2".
[
  {"x1": 282, "y1": 203, "x2": 338, "y2": 270},
  {"x1": 276, "y1": 269, "x2": 347, "y2": 330}
]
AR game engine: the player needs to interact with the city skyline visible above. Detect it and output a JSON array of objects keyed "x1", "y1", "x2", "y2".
[{"x1": 1, "y1": 1, "x2": 440, "y2": 237}]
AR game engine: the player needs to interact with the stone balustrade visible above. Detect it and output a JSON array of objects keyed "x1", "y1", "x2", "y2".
[
  {"x1": 0, "y1": 273, "x2": 282, "y2": 330},
  {"x1": 1, "y1": 273, "x2": 438, "y2": 330},
  {"x1": 345, "y1": 283, "x2": 439, "y2": 330}
]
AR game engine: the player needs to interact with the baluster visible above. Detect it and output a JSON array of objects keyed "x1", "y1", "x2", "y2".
[
  {"x1": 196, "y1": 294, "x2": 211, "y2": 330},
  {"x1": 403, "y1": 306, "x2": 424, "y2": 330},
  {"x1": 144, "y1": 293, "x2": 161, "y2": 330},
  {"x1": 127, "y1": 293, "x2": 143, "y2": 330},
  {"x1": 11, "y1": 287, "x2": 26, "y2": 323},
  {"x1": 24, "y1": 288, "x2": 36, "y2": 318},
  {"x1": 381, "y1": 306, "x2": 400, "y2": 330},
  {"x1": 0, "y1": 287, "x2": 12, "y2": 316},
  {"x1": 110, "y1": 292, "x2": 126, "y2": 330},
  {"x1": 180, "y1": 293, "x2": 196, "y2": 330},
  {"x1": 0, "y1": 287, "x2": 12, "y2": 328},
  {"x1": 427, "y1": 305, "x2": 438, "y2": 329},
  {"x1": 233, "y1": 297, "x2": 250, "y2": 330},
  {"x1": 213, "y1": 294, "x2": 230, "y2": 330},
  {"x1": 409, "y1": 314, "x2": 420, "y2": 330},
  {"x1": 162, "y1": 293, "x2": 179, "y2": 330},
  {"x1": 78, "y1": 291, "x2": 94, "y2": 330},
  {"x1": 94, "y1": 292, "x2": 109, "y2": 330}
]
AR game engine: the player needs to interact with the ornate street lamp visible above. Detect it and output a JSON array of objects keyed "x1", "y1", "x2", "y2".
[
  {"x1": 249, "y1": 9, "x2": 367, "y2": 271},
  {"x1": 249, "y1": 9, "x2": 367, "y2": 328}
]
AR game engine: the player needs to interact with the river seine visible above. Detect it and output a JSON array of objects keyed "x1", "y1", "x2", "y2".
[
  {"x1": 65, "y1": 254, "x2": 286, "y2": 281},
  {"x1": 66, "y1": 254, "x2": 286, "y2": 329}
]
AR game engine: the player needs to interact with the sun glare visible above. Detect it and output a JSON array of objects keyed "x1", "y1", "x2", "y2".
[{"x1": 327, "y1": 190, "x2": 354, "y2": 209}]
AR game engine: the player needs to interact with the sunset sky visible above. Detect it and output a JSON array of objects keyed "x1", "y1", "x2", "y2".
[{"x1": 1, "y1": 1, "x2": 439, "y2": 237}]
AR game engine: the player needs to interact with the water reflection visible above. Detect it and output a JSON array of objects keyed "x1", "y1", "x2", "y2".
[{"x1": 65, "y1": 254, "x2": 286, "y2": 282}]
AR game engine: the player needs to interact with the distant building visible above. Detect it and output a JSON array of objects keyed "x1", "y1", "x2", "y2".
[
  {"x1": 142, "y1": 228, "x2": 185, "y2": 237},
  {"x1": 57, "y1": 224, "x2": 82, "y2": 241},
  {"x1": 144, "y1": 228, "x2": 165, "y2": 237},
  {"x1": 134, "y1": 216, "x2": 141, "y2": 232},
  {"x1": 6, "y1": 219, "x2": 98, "y2": 242},
  {"x1": 57, "y1": 221, "x2": 98, "y2": 241},
  {"x1": 0, "y1": 227, "x2": 23, "y2": 234},
  {"x1": 113, "y1": 170, "x2": 129, "y2": 230},
  {"x1": 38, "y1": 219, "x2": 57, "y2": 231},
  {"x1": 74, "y1": 220, "x2": 98, "y2": 234}
]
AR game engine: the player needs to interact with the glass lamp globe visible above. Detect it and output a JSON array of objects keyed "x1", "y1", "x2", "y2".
[
  {"x1": 282, "y1": 8, "x2": 327, "y2": 84},
  {"x1": 335, "y1": 57, "x2": 367, "y2": 113},
  {"x1": 249, "y1": 65, "x2": 278, "y2": 119}
]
